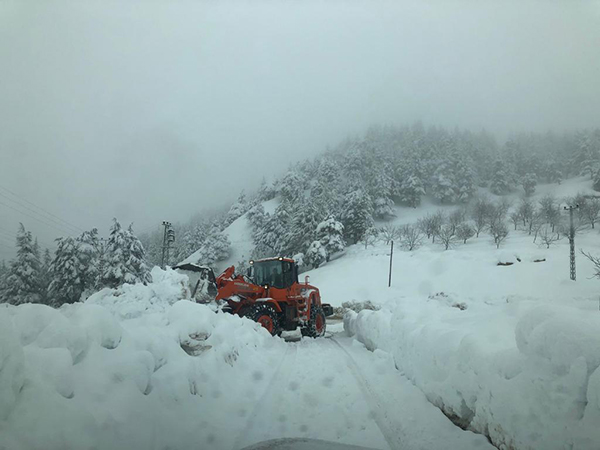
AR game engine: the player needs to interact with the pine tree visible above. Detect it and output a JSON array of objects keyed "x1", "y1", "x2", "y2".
[
  {"x1": 369, "y1": 169, "x2": 396, "y2": 219},
  {"x1": 454, "y1": 162, "x2": 476, "y2": 203},
  {"x1": 40, "y1": 248, "x2": 52, "y2": 304},
  {"x1": 399, "y1": 174, "x2": 425, "y2": 208},
  {"x1": 430, "y1": 156, "x2": 456, "y2": 203},
  {"x1": 99, "y1": 219, "x2": 152, "y2": 288},
  {"x1": 0, "y1": 260, "x2": 8, "y2": 303},
  {"x1": 77, "y1": 228, "x2": 101, "y2": 294},
  {"x1": 316, "y1": 217, "x2": 345, "y2": 261},
  {"x1": 226, "y1": 190, "x2": 249, "y2": 225},
  {"x1": 341, "y1": 189, "x2": 374, "y2": 244},
  {"x1": 258, "y1": 177, "x2": 277, "y2": 202},
  {"x1": 306, "y1": 240, "x2": 327, "y2": 269},
  {"x1": 3, "y1": 224, "x2": 43, "y2": 304},
  {"x1": 283, "y1": 200, "x2": 323, "y2": 255},
  {"x1": 126, "y1": 225, "x2": 152, "y2": 285},
  {"x1": 99, "y1": 219, "x2": 131, "y2": 289},
  {"x1": 195, "y1": 228, "x2": 231, "y2": 266},
  {"x1": 279, "y1": 170, "x2": 303, "y2": 203},
  {"x1": 47, "y1": 237, "x2": 85, "y2": 305},
  {"x1": 490, "y1": 159, "x2": 511, "y2": 195}
]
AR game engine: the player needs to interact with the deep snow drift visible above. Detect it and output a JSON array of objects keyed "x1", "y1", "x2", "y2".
[
  {"x1": 0, "y1": 267, "x2": 494, "y2": 450},
  {"x1": 0, "y1": 267, "x2": 288, "y2": 450}
]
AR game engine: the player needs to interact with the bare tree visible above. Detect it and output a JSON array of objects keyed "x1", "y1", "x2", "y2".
[
  {"x1": 438, "y1": 224, "x2": 457, "y2": 250},
  {"x1": 448, "y1": 208, "x2": 467, "y2": 234},
  {"x1": 539, "y1": 194, "x2": 560, "y2": 232},
  {"x1": 361, "y1": 227, "x2": 378, "y2": 249},
  {"x1": 471, "y1": 196, "x2": 491, "y2": 237},
  {"x1": 509, "y1": 211, "x2": 522, "y2": 230},
  {"x1": 517, "y1": 197, "x2": 535, "y2": 229},
  {"x1": 379, "y1": 224, "x2": 401, "y2": 245},
  {"x1": 456, "y1": 222, "x2": 475, "y2": 244},
  {"x1": 400, "y1": 224, "x2": 424, "y2": 251},
  {"x1": 489, "y1": 219, "x2": 509, "y2": 249},
  {"x1": 581, "y1": 249, "x2": 600, "y2": 279},
  {"x1": 537, "y1": 226, "x2": 561, "y2": 248},
  {"x1": 582, "y1": 198, "x2": 600, "y2": 229},
  {"x1": 418, "y1": 211, "x2": 445, "y2": 243}
]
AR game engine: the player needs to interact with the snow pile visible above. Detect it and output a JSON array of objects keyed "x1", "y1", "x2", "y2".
[
  {"x1": 345, "y1": 300, "x2": 600, "y2": 450},
  {"x1": 86, "y1": 266, "x2": 189, "y2": 318},
  {"x1": 0, "y1": 268, "x2": 285, "y2": 450}
]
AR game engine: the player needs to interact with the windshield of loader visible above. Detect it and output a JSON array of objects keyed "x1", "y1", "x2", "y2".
[{"x1": 252, "y1": 260, "x2": 294, "y2": 289}]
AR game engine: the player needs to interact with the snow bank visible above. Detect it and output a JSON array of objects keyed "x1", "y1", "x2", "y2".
[
  {"x1": 345, "y1": 300, "x2": 600, "y2": 450},
  {"x1": 0, "y1": 268, "x2": 285, "y2": 450}
]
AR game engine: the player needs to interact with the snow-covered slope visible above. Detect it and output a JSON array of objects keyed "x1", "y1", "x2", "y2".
[{"x1": 181, "y1": 197, "x2": 279, "y2": 273}]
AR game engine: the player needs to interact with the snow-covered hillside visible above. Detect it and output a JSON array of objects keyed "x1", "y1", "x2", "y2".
[{"x1": 180, "y1": 198, "x2": 280, "y2": 272}]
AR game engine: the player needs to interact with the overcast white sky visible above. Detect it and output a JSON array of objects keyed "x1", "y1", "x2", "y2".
[{"x1": 1, "y1": 0, "x2": 599, "y2": 259}]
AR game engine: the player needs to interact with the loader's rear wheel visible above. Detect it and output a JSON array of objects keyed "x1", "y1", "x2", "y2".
[
  {"x1": 247, "y1": 304, "x2": 281, "y2": 336},
  {"x1": 301, "y1": 305, "x2": 326, "y2": 338}
]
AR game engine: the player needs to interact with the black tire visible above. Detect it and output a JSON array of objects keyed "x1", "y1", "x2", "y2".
[
  {"x1": 245, "y1": 303, "x2": 282, "y2": 336},
  {"x1": 301, "y1": 304, "x2": 326, "y2": 338}
]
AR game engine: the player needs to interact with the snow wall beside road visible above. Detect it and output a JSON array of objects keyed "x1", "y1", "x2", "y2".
[{"x1": 344, "y1": 299, "x2": 600, "y2": 450}]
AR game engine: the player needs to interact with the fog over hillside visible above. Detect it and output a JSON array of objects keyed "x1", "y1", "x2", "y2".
[{"x1": 1, "y1": 0, "x2": 600, "y2": 261}]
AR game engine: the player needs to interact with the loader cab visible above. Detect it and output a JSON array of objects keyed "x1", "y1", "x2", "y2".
[{"x1": 248, "y1": 257, "x2": 298, "y2": 289}]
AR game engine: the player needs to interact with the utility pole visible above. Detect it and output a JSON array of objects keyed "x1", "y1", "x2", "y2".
[
  {"x1": 564, "y1": 205, "x2": 579, "y2": 281},
  {"x1": 388, "y1": 240, "x2": 394, "y2": 287},
  {"x1": 161, "y1": 221, "x2": 174, "y2": 269}
]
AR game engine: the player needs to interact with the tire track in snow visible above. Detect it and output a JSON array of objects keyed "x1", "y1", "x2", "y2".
[
  {"x1": 329, "y1": 337, "x2": 407, "y2": 450},
  {"x1": 231, "y1": 343, "x2": 299, "y2": 450}
]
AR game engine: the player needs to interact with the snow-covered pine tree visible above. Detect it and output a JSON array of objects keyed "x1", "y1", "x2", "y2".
[
  {"x1": 40, "y1": 248, "x2": 52, "y2": 304},
  {"x1": 0, "y1": 260, "x2": 8, "y2": 303},
  {"x1": 99, "y1": 219, "x2": 130, "y2": 289},
  {"x1": 279, "y1": 170, "x2": 303, "y2": 203},
  {"x1": 369, "y1": 169, "x2": 396, "y2": 219},
  {"x1": 226, "y1": 190, "x2": 249, "y2": 226},
  {"x1": 47, "y1": 237, "x2": 85, "y2": 305},
  {"x1": 77, "y1": 228, "x2": 101, "y2": 295},
  {"x1": 454, "y1": 160, "x2": 476, "y2": 203},
  {"x1": 126, "y1": 225, "x2": 152, "y2": 285},
  {"x1": 257, "y1": 177, "x2": 277, "y2": 202},
  {"x1": 316, "y1": 216, "x2": 345, "y2": 261},
  {"x1": 490, "y1": 159, "x2": 511, "y2": 195},
  {"x1": 283, "y1": 199, "x2": 323, "y2": 256},
  {"x1": 3, "y1": 224, "x2": 43, "y2": 304},
  {"x1": 195, "y1": 228, "x2": 231, "y2": 266},
  {"x1": 430, "y1": 155, "x2": 456, "y2": 204},
  {"x1": 399, "y1": 175, "x2": 425, "y2": 208},
  {"x1": 341, "y1": 188, "x2": 374, "y2": 244},
  {"x1": 99, "y1": 219, "x2": 151, "y2": 288},
  {"x1": 305, "y1": 240, "x2": 327, "y2": 269},
  {"x1": 247, "y1": 204, "x2": 267, "y2": 243}
]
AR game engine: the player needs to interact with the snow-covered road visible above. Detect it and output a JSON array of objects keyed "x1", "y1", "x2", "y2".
[{"x1": 234, "y1": 327, "x2": 494, "y2": 450}]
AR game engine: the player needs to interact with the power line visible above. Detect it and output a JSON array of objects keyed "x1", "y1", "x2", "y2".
[
  {"x1": 0, "y1": 199, "x2": 76, "y2": 236},
  {"x1": 0, "y1": 190, "x2": 81, "y2": 234},
  {"x1": 0, "y1": 185, "x2": 84, "y2": 233}
]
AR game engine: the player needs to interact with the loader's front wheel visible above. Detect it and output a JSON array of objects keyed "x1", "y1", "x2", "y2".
[
  {"x1": 247, "y1": 304, "x2": 281, "y2": 336},
  {"x1": 301, "y1": 305, "x2": 326, "y2": 338}
]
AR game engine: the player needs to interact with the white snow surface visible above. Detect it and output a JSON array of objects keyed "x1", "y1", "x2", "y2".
[
  {"x1": 181, "y1": 197, "x2": 280, "y2": 273},
  {"x1": 0, "y1": 267, "x2": 493, "y2": 450}
]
